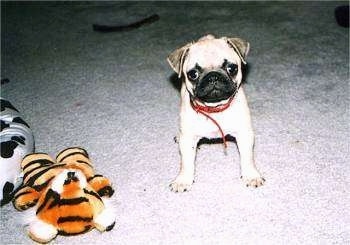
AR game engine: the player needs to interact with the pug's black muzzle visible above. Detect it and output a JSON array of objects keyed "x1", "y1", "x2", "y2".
[{"x1": 194, "y1": 71, "x2": 237, "y2": 103}]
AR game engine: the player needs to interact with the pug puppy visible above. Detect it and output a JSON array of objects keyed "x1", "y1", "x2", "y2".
[{"x1": 167, "y1": 34, "x2": 264, "y2": 192}]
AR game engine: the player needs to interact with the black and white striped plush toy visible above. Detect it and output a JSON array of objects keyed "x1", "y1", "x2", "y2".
[{"x1": 0, "y1": 98, "x2": 34, "y2": 206}]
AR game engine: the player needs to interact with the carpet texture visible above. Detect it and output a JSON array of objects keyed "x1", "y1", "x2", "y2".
[{"x1": 1, "y1": 1, "x2": 349, "y2": 244}]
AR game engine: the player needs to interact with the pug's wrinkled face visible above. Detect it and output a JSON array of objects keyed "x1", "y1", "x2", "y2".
[{"x1": 183, "y1": 38, "x2": 244, "y2": 104}]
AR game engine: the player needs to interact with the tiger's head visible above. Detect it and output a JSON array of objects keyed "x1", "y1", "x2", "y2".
[{"x1": 51, "y1": 169, "x2": 87, "y2": 195}]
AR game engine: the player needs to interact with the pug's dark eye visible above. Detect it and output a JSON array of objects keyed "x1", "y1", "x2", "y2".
[
  {"x1": 226, "y1": 63, "x2": 238, "y2": 76},
  {"x1": 187, "y1": 69, "x2": 199, "y2": 81}
]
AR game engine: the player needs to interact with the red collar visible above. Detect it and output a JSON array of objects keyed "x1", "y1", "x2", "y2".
[
  {"x1": 190, "y1": 95, "x2": 235, "y2": 148},
  {"x1": 190, "y1": 96, "x2": 234, "y2": 114}
]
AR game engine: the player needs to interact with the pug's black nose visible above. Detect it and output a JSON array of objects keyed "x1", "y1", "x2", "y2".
[
  {"x1": 204, "y1": 72, "x2": 225, "y2": 86},
  {"x1": 208, "y1": 75, "x2": 219, "y2": 85}
]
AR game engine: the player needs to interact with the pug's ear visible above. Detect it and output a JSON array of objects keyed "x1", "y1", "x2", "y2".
[
  {"x1": 167, "y1": 42, "x2": 192, "y2": 78},
  {"x1": 224, "y1": 37, "x2": 250, "y2": 65}
]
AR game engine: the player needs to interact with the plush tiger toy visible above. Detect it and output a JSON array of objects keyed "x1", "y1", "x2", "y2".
[{"x1": 13, "y1": 147, "x2": 116, "y2": 243}]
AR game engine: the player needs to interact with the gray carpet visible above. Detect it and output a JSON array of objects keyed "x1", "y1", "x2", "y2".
[{"x1": 1, "y1": 1, "x2": 349, "y2": 244}]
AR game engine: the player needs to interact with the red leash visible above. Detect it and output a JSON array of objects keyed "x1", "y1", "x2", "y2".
[{"x1": 190, "y1": 96, "x2": 234, "y2": 148}]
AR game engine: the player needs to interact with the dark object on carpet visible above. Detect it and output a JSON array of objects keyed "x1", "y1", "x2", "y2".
[
  {"x1": 92, "y1": 14, "x2": 160, "y2": 32},
  {"x1": 0, "y1": 182, "x2": 15, "y2": 206},
  {"x1": 1, "y1": 78, "x2": 10, "y2": 85},
  {"x1": 335, "y1": 5, "x2": 349, "y2": 27}
]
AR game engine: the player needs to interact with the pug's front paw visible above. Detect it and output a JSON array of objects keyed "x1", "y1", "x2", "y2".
[
  {"x1": 169, "y1": 174, "x2": 194, "y2": 192},
  {"x1": 241, "y1": 169, "x2": 265, "y2": 188}
]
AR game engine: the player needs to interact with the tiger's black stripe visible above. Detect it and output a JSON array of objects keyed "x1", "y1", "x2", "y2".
[
  {"x1": 23, "y1": 161, "x2": 55, "y2": 180},
  {"x1": 97, "y1": 186, "x2": 114, "y2": 197},
  {"x1": 37, "y1": 193, "x2": 90, "y2": 215},
  {"x1": 57, "y1": 216, "x2": 93, "y2": 224},
  {"x1": 58, "y1": 151, "x2": 89, "y2": 163},
  {"x1": 16, "y1": 199, "x2": 38, "y2": 210},
  {"x1": 13, "y1": 189, "x2": 32, "y2": 199},
  {"x1": 53, "y1": 197, "x2": 89, "y2": 208},
  {"x1": 57, "y1": 147, "x2": 89, "y2": 160},
  {"x1": 26, "y1": 164, "x2": 66, "y2": 186},
  {"x1": 22, "y1": 158, "x2": 55, "y2": 172},
  {"x1": 32, "y1": 176, "x2": 55, "y2": 192},
  {"x1": 106, "y1": 222, "x2": 116, "y2": 231},
  {"x1": 57, "y1": 147, "x2": 89, "y2": 156},
  {"x1": 76, "y1": 160, "x2": 92, "y2": 167},
  {"x1": 87, "y1": 174, "x2": 103, "y2": 182},
  {"x1": 58, "y1": 225, "x2": 92, "y2": 236},
  {"x1": 13, "y1": 186, "x2": 39, "y2": 210},
  {"x1": 83, "y1": 188, "x2": 102, "y2": 201},
  {"x1": 23, "y1": 152, "x2": 48, "y2": 159},
  {"x1": 36, "y1": 189, "x2": 60, "y2": 215}
]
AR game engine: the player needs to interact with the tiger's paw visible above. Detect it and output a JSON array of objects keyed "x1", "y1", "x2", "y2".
[
  {"x1": 94, "y1": 205, "x2": 116, "y2": 232},
  {"x1": 88, "y1": 175, "x2": 114, "y2": 197},
  {"x1": 28, "y1": 218, "x2": 58, "y2": 244},
  {"x1": 13, "y1": 186, "x2": 39, "y2": 211}
]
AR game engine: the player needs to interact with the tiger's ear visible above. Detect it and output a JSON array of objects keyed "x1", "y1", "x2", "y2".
[
  {"x1": 167, "y1": 42, "x2": 192, "y2": 78},
  {"x1": 224, "y1": 37, "x2": 250, "y2": 65}
]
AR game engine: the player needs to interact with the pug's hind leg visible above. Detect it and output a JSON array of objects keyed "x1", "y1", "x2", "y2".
[{"x1": 170, "y1": 134, "x2": 199, "y2": 192}]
